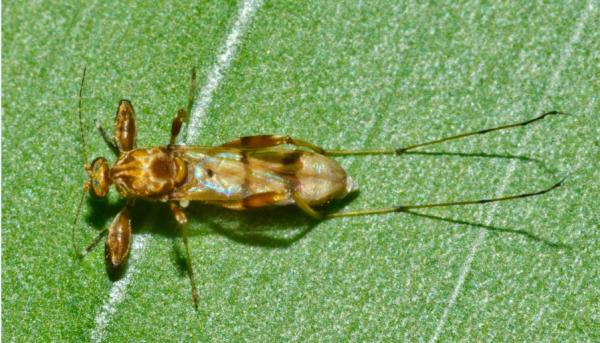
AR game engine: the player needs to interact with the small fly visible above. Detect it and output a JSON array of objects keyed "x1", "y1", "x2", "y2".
[{"x1": 73, "y1": 68, "x2": 567, "y2": 309}]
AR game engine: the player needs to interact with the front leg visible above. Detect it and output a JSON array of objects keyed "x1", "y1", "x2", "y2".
[
  {"x1": 105, "y1": 206, "x2": 132, "y2": 270},
  {"x1": 97, "y1": 123, "x2": 119, "y2": 156},
  {"x1": 170, "y1": 202, "x2": 199, "y2": 310}
]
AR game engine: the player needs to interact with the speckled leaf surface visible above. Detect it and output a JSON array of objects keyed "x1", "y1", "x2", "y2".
[{"x1": 3, "y1": 1, "x2": 599, "y2": 341}]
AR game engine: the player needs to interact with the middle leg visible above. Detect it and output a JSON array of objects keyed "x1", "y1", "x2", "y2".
[
  {"x1": 170, "y1": 202, "x2": 199, "y2": 310},
  {"x1": 169, "y1": 68, "x2": 197, "y2": 145}
]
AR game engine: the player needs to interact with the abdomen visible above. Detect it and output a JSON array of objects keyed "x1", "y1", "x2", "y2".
[
  {"x1": 173, "y1": 148, "x2": 357, "y2": 208},
  {"x1": 294, "y1": 152, "x2": 357, "y2": 206}
]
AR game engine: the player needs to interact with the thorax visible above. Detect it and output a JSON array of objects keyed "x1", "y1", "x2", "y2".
[{"x1": 111, "y1": 147, "x2": 187, "y2": 200}]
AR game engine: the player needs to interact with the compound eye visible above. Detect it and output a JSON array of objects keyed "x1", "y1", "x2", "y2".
[{"x1": 90, "y1": 157, "x2": 110, "y2": 198}]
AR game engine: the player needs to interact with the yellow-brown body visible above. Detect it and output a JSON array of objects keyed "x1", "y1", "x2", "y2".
[{"x1": 110, "y1": 146, "x2": 357, "y2": 210}]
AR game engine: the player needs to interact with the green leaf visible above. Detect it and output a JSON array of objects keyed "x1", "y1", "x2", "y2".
[{"x1": 3, "y1": 1, "x2": 599, "y2": 341}]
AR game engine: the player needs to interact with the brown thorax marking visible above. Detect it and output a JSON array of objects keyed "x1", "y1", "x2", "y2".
[{"x1": 111, "y1": 147, "x2": 187, "y2": 199}]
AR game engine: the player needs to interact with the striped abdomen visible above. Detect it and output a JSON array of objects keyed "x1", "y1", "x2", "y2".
[{"x1": 171, "y1": 148, "x2": 357, "y2": 208}]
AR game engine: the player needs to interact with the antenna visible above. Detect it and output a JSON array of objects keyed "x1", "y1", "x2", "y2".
[
  {"x1": 78, "y1": 67, "x2": 89, "y2": 165},
  {"x1": 73, "y1": 67, "x2": 90, "y2": 256}
]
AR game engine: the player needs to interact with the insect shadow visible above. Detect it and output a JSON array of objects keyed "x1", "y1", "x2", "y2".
[
  {"x1": 402, "y1": 210, "x2": 571, "y2": 249},
  {"x1": 403, "y1": 150, "x2": 557, "y2": 175},
  {"x1": 83, "y1": 196, "x2": 337, "y2": 280},
  {"x1": 83, "y1": 182, "x2": 568, "y2": 281},
  {"x1": 398, "y1": 151, "x2": 567, "y2": 247},
  {"x1": 82, "y1": 197, "x2": 126, "y2": 279}
]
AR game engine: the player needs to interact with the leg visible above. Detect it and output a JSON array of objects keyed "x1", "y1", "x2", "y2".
[
  {"x1": 77, "y1": 227, "x2": 108, "y2": 258},
  {"x1": 97, "y1": 123, "x2": 119, "y2": 155},
  {"x1": 216, "y1": 191, "x2": 323, "y2": 219},
  {"x1": 326, "y1": 178, "x2": 565, "y2": 218},
  {"x1": 169, "y1": 68, "x2": 197, "y2": 145},
  {"x1": 72, "y1": 182, "x2": 125, "y2": 260},
  {"x1": 114, "y1": 100, "x2": 137, "y2": 152},
  {"x1": 221, "y1": 135, "x2": 325, "y2": 154},
  {"x1": 186, "y1": 67, "x2": 197, "y2": 119},
  {"x1": 220, "y1": 111, "x2": 565, "y2": 156},
  {"x1": 292, "y1": 193, "x2": 323, "y2": 219},
  {"x1": 169, "y1": 109, "x2": 187, "y2": 145},
  {"x1": 204, "y1": 192, "x2": 289, "y2": 210},
  {"x1": 105, "y1": 206, "x2": 132, "y2": 270},
  {"x1": 170, "y1": 202, "x2": 199, "y2": 310},
  {"x1": 323, "y1": 111, "x2": 568, "y2": 156}
]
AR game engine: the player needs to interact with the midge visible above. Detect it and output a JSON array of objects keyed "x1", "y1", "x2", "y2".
[{"x1": 74, "y1": 68, "x2": 567, "y2": 309}]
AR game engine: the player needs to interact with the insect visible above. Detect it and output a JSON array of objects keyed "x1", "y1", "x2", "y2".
[{"x1": 73, "y1": 68, "x2": 567, "y2": 309}]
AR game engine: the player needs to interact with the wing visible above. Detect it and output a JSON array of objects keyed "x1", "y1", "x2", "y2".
[{"x1": 169, "y1": 146, "x2": 304, "y2": 205}]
